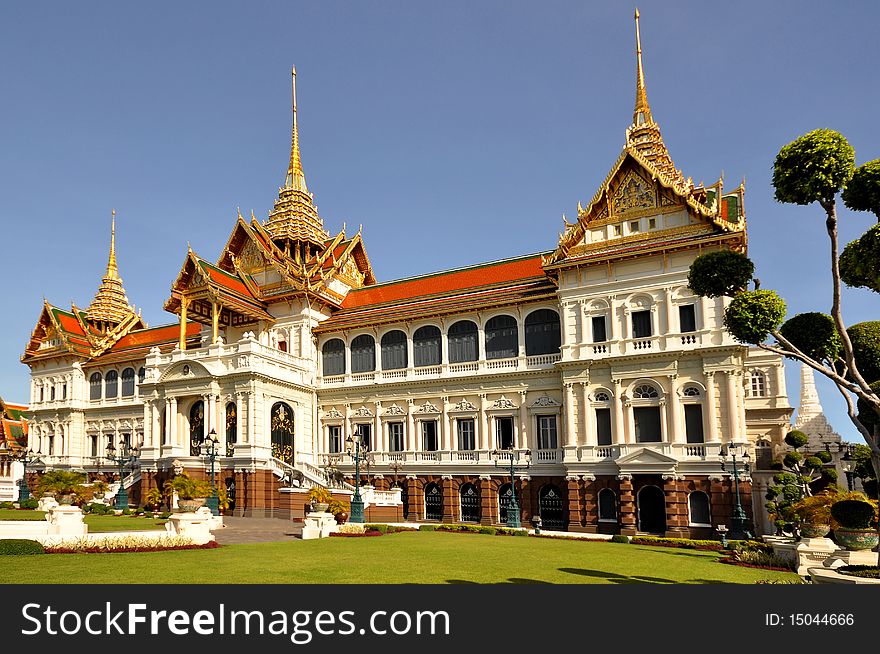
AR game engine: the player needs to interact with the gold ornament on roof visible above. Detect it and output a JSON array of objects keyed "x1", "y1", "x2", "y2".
[{"x1": 85, "y1": 210, "x2": 136, "y2": 329}]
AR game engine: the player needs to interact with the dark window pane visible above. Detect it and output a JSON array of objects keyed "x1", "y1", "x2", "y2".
[
  {"x1": 105, "y1": 371, "x2": 118, "y2": 398},
  {"x1": 631, "y1": 310, "x2": 652, "y2": 338},
  {"x1": 595, "y1": 408, "x2": 612, "y2": 446},
  {"x1": 413, "y1": 325, "x2": 441, "y2": 367},
  {"x1": 380, "y1": 330, "x2": 408, "y2": 370},
  {"x1": 350, "y1": 335, "x2": 376, "y2": 373},
  {"x1": 485, "y1": 315, "x2": 518, "y2": 359},
  {"x1": 689, "y1": 492, "x2": 711, "y2": 525},
  {"x1": 496, "y1": 417, "x2": 514, "y2": 450},
  {"x1": 633, "y1": 406, "x2": 661, "y2": 442},
  {"x1": 448, "y1": 321, "x2": 477, "y2": 363},
  {"x1": 422, "y1": 421, "x2": 438, "y2": 451},
  {"x1": 592, "y1": 316, "x2": 607, "y2": 343},
  {"x1": 457, "y1": 419, "x2": 475, "y2": 450},
  {"x1": 388, "y1": 423, "x2": 404, "y2": 452},
  {"x1": 538, "y1": 415, "x2": 557, "y2": 449},
  {"x1": 322, "y1": 338, "x2": 346, "y2": 376},
  {"x1": 679, "y1": 304, "x2": 696, "y2": 333},
  {"x1": 121, "y1": 368, "x2": 135, "y2": 397},
  {"x1": 598, "y1": 489, "x2": 617, "y2": 520},
  {"x1": 356, "y1": 423, "x2": 372, "y2": 450},
  {"x1": 684, "y1": 404, "x2": 704, "y2": 443},
  {"x1": 524, "y1": 309, "x2": 561, "y2": 356}
]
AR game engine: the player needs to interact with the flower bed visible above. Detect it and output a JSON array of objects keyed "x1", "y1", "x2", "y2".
[
  {"x1": 718, "y1": 557, "x2": 793, "y2": 572},
  {"x1": 838, "y1": 565, "x2": 880, "y2": 579},
  {"x1": 44, "y1": 535, "x2": 220, "y2": 554},
  {"x1": 328, "y1": 531, "x2": 383, "y2": 538}
]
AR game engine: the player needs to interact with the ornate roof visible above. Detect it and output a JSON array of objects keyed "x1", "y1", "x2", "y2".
[
  {"x1": 0, "y1": 398, "x2": 28, "y2": 454},
  {"x1": 85, "y1": 212, "x2": 138, "y2": 328}
]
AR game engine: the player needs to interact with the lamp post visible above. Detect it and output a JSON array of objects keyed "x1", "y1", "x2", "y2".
[
  {"x1": 491, "y1": 446, "x2": 531, "y2": 528},
  {"x1": 203, "y1": 429, "x2": 220, "y2": 515},
  {"x1": 106, "y1": 438, "x2": 140, "y2": 510},
  {"x1": 840, "y1": 444, "x2": 855, "y2": 491},
  {"x1": 719, "y1": 442, "x2": 753, "y2": 540},
  {"x1": 13, "y1": 448, "x2": 38, "y2": 503},
  {"x1": 346, "y1": 434, "x2": 369, "y2": 523}
]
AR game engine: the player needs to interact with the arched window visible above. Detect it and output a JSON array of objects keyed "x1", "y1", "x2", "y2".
[
  {"x1": 380, "y1": 330, "x2": 408, "y2": 370},
  {"x1": 413, "y1": 325, "x2": 441, "y2": 367},
  {"x1": 448, "y1": 320, "x2": 478, "y2": 363},
  {"x1": 271, "y1": 402, "x2": 295, "y2": 463},
  {"x1": 225, "y1": 402, "x2": 237, "y2": 457},
  {"x1": 350, "y1": 335, "x2": 376, "y2": 373},
  {"x1": 688, "y1": 491, "x2": 711, "y2": 526},
  {"x1": 485, "y1": 315, "x2": 518, "y2": 360},
  {"x1": 189, "y1": 401, "x2": 204, "y2": 455},
  {"x1": 138, "y1": 367, "x2": 146, "y2": 385},
  {"x1": 632, "y1": 383, "x2": 661, "y2": 443},
  {"x1": 89, "y1": 372, "x2": 102, "y2": 400},
  {"x1": 424, "y1": 482, "x2": 442, "y2": 521},
  {"x1": 637, "y1": 485, "x2": 666, "y2": 533},
  {"x1": 498, "y1": 483, "x2": 513, "y2": 524},
  {"x1": 749, "y1": 371, "x2": 767, "y2": 397},
  {"x1": 598, "y1": 488, "x2": 617, "y2": 521},
  {"x1": 633, "y1": 384, "x2": 659, "y2": 399},
  {"x1": 322, "y1": 339, "x2": 346, "y2": 376},
  {"x1": 682, "y1": 387, "x2": 704, "y2": 444},
  {"x1": 121, "y1": 368, "x2": 135, "y2": 397},
  {"x1": 105, "y1": 370, "x2": 118, "y2": 398},
  {"x1": 459, "y1": 483, "x2": 480, "y2": 523},
  {"x1": 524, "y1": 309, "x2": 561, "y2": 356}
]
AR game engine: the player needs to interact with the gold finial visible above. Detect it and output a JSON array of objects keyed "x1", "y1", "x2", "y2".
[
  {"x1": 633, "y1": 8, "x2": 652, "y2": 126},
  {"x1": 106, "y1": 209, "x2": 119, "y2": 280},
  {"x1": 285, "y1": 64, "x2": 306, "y2": 190}
]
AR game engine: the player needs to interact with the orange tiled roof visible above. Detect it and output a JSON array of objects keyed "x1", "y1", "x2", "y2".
[{"x1": 86, "y1": 321, "x2": 201, "y2": 367}]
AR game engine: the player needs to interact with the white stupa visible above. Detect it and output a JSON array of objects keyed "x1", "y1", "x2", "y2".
[{"x1": 792, "y1": 363, "x2": 842, "y2": 451}]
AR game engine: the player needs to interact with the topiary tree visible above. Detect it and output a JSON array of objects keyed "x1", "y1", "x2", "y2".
[
  {"x1": 765, "y1": 430, "x2": 834, "y2": 533},
  {"x1": 688, "y1": 129, "x2": 880, "y2": 556},
  {"x1": 686, "y1": 250, "x2": 755, "y2": 298}
]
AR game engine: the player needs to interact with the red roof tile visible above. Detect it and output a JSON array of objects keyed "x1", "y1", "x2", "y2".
[{"x1": 109, "y1": 322, "x2": 201, "y2": 352}]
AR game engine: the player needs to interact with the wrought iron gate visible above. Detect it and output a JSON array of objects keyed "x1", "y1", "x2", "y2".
[
  {"x1": 459, "y1": 483, "x2": 480, "y2": 522},
  {"x1": 539, "y1": 484, "x2": 565, "y2": 529},
  {"x1": 424, "y1": 483, "x2": 442, "y2": 521}
]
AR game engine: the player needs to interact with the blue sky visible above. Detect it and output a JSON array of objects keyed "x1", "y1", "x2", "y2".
[{"x1": 0, "y1": 1, "x2": 877, "y2": 442}]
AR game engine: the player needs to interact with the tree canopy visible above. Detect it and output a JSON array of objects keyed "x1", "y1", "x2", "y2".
[
  {"x1": 772, "y1": 128, "x2": 854, "y2": 207},
  {"x1": 842, "y1": 159, "x2": 880, "y2": 219}
]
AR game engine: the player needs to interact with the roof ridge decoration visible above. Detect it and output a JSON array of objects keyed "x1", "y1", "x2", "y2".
[
  {"x1": 264, "y1": 66, "x2": 330, "y2": 250},
  {"x1": 85, "y1": 210, "x2": 139, "y2": 329}
]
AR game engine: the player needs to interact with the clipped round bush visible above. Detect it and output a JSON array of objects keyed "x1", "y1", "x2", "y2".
[
  {"x1": 772, "y1": 129, "x2": 855, "y2": 206},
  {"x1": 779, "y1": 313, "x2": 841, "y2": 363},
  {"x1": 610, "y1": 534, "x2": 630, "y2": 544},
  {"x1": 840, "y1": 227, "x2": 880, "y2": 294},
  {"x1": 785, "y1": 430, "x2": 810, "y2": 449},
  {"x1": 803, "y1": 456, "x2": 824, "y2": 470},
  {"x1": 816, "y1": 450, "x2": 833, "y2": 464},
  {"x1": 842, "y1": 159, "x2": 880, "y2": 218},
  {"x1": 823, "y1": 468, "x2": 839, "y2": 482},
  {"x1": 0, "y1": 539, "x2": 45, "y2": 555},
  {"x1": 723, "y1": 290, "x2": 787, "y2": 344},
  {"x1": 848, "y1": 322, "x2": 880, "y2": 384},
  {"x1": 831, "y1": 500, "x2": 876, "y2": 529},
  {"x1": 856, "y1": 380, "x2": 880, "y2": 431},
  {"x1": 783, "y1": 452, "x2": 803, "y2": 468},
  {"x1": 687, "y1": 250, "x2": 755, "y2": 298}
]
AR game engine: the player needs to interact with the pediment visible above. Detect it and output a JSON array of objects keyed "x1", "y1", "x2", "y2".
[
  {"x1": 616, "y1": 446, "x2": 678, "y2": 472},
  {"x1": 159, "y1": 360, "x2": 212, "y2": 383}
]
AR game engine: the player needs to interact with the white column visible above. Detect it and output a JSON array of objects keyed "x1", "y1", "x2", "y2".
[
  {"x1": 208, "y1": 394, "x2": 217, "y2": 436},
  {"x1": 564, "y1": 383, "x2": 576, "y2": 447},
  {"x1": 559, "y1": 304, "x2": 571, "y2": 352},
  {"x1": 517, "y1": 318, "x2": 526, "y2": 358},
  {"x1": 582, "y1": 383, "x2": 595, "y2": 446},
  {"x1": 725, "y1": 370, "x2": 740, "y2": 442},
  {"x1": 705, "y1": 372, "x2": 719, "y2": 442},
  {"x1": 441, "y1": 398, "x2": 451, "y2": 450},
  {"x1": 625, "y1": 400, "x2": 635, "y2": 444},
  {"x1": 246, "y1": 392, "x2": 256, "y2": 444},
  {"x1": 374, "y1": 403, "x2": 383, "y2": 452},
  {"x1": 664, "y1": 287, "x2": 674, "y2": 334},
  {"x1": 772, "y1": 364, "x2": 785, "y2": 397},
  {"x1": 518, "y1": 391, "x2": 528, "y2": 449},
  {"x1": 612, "y1": 380, "x2": 624, "y2": 445},
  {"x1": 344, "y1": 404, "x2": 353, "y2": 445},
  {"x1": 144, "y1": 402, "x2": 152, "y2": 447},
  {"x1": 659, "y1": 400, "x2": 669, "y2": 443},
  {"x1": 169, "y1": 397, "x2": 178, "y2": 446},
  {"x1": 669, "y1": 376, "x2": 684, "y2": 443},
  {"x1": 479, "y1": 395, "x2": 489, "y2": 451},
  {"x1": 406, "y1": 401, "x2": 415, "y2": 451},
  {"x1": 578, "y1": 303, "x2": 589, "y2": 345},
  {"x1": 477, "y1": 324, "x2": 486, "y2": 361},
  {"x1": 406, "y1": 333, "x2": 414, "y2": 371}
]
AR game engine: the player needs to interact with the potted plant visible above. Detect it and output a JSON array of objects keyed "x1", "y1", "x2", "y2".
[
  {"x1": 791, "y1": 492, "x2": 835, "y2": 538},
  {"x1": 831, "y1": 499, "x2": 879, "y2": 551},
  {"x1": 90, "y1": 480, "x2": 109, "y2": 502},
  {"x1": 144, "y1": 487, "x2": 164, "y2": 515},
  {"x1": 328, "y1": 498, "x2": 350, "y2": 524},
  {"x1": 307, "y1": 486, "x2": 332, "y2": 513},
  {"x1": 35, "y1": 470, "x2": 87, "y2": 506},
  {"x1": 163, "y1": 473, "x2": 213, "y2": 512}
]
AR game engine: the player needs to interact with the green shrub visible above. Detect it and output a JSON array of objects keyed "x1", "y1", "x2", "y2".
[
  {"x1": 419, "y1": 524, "x2": 436, "y2": 531},
  {"x1": 723, "y1": 290, "x2": 787, "y2": 344},
  {"x1": 85, "y1": 503, "x2": 112, "y2": 515},
  {"x1": 610, "y1": 534, "x2": 630, "y2": 544},
  {"x1": 514, "y1": 529, "x2": 528, "y2": 537},
  {"x1": 831, "y1": 500, "x2": 877, "y2": 529},
  {"x1": 365, "y1": 524, "x2": 389, "y2": 534},
  {"x1": 839, "y1": 565, "x2": 880, "y2": 579},
  {"x1": 630, "y1": 536, "x2": 722, "y2": 549},
  {"x1": 479, "y1": 526, "x2": 497, "y2": 535},
  {"x1": 19, "y1": 498, "x2": 38, "y2": 510},
  {"x1": 779, "y1": 312, "x2": 842, "y2": 363},
  {"x1": 0, "y1": 502, "x2": 14, "y2": 509},
  {"x1": 732, "y1": 549, "x2": 795, "y2": 570},
  {"x1": 687, "y1": 250, "x2": 755, "y2": 298},
  {"x1": 121, "y1": 508, "x2": 132, "y2": 516},
  {"x1": 159, "y1": 512, "x2": 172, "y2": 520},
  {"x1": 0, "y1": 539, "x2": 45, "y2": 555},
  {"x1": 784, "y1": 430, "x2": 809, "y2": 449}
]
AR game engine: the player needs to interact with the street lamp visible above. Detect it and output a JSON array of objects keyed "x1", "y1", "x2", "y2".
[
  {"x1": 346, "y1": 434, "x2": 369, "y2": 523},
  {"x1": 840, "y1": 444, "x2": 855, "y2": 491},
  {"x1": 106, "y1": 438, "x2": 140, "y2": 510},
  {"x1": 491, "y1": 446, "x2": 531, "y2": 528},
  {"x1": 13, "y1": 448, "x2": 39, "y2": 502},
  {"x1": 719, "y1": 442, "x2": 753, "y2": 540},
  {"x1": 203, "y1": 429, "x2": 220, "y2": 515}
]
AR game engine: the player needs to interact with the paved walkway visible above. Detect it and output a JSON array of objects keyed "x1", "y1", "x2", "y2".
[{"x1": 213, "y1": 516, "x2": 302, "y2": 545}]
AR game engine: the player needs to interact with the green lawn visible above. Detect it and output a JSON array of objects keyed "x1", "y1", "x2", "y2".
[
  {"x1": 0, "y1": 509, "x2": 165, "y2": 532},
  {"x1": 0, "y1": 531, "x2": 799, "y2": 584}
]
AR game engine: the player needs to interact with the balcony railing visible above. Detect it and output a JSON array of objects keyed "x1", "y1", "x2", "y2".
[
  {"x1": 320, "y1": 353, "x2": 561, "y2": 387},
  {"x1": 575, "y1": 442, "x2": 723, "y2": 461}
]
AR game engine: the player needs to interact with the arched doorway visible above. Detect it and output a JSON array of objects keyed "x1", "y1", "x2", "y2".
[
  {"x1": 225, "y1": 477, "x2": 236, "y2": 513},
  {"x1": 637, "y1": 485, "x2": 667, "y2": 534},
  {"x1": 424, "y1": 482, "x2": 442, "y2": 521},
  {"x1": 459, "y1": 483, "x2": 480, "y2": 523},
  {"x1": 271, "y1": 402, "x2": 295, "y2": 463},
  {"x1": 189, "y1": 401, "x2": 204, "y2": 456},
  {"x1": 539, "y1": 484, "x2": 565, "y2": 529},
  {"x1": 225, "y1": 402, "x2": 237, "y2": 457}
]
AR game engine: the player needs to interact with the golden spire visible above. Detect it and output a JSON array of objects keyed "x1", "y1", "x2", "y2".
[
  {"x1": 285, "y1": 65, "x2": 307, "y2": 192},
  {"x1": 265, "y1": 66, "x2": 329, "y2": 250},
  {"x1": 85, "y1": 210, "x2": 134, "y2": 328},
  {"x1": 624, "y1": 9, "x2": 688, "y2": 191},
  {"x1": 633, "y1": 8, "x2": 652, "y2": 126}
]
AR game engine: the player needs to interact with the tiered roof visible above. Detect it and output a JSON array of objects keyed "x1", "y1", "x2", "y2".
[{"x1": 0, "y1": 398, "x2": 28, "y2": 453}]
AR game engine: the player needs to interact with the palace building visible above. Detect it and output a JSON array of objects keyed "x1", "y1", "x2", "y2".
[{"x1": 20, "y1": 14, "x2": 793, "y2": 536}]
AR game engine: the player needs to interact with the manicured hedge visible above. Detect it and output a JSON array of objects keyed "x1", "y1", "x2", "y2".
[
  {"x1": 629, "y1": 536, "x2": 723, "y2": 551},
  {"x1": 0, "y1": 539, "x2": 45, "y2": 555}
]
